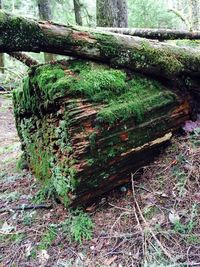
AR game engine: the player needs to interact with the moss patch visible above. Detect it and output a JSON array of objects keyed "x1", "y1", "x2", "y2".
[{"x1": 13, "y1": 59, "x2": 178, "y2": 125}]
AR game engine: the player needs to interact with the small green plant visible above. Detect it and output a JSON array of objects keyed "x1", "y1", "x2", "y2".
[
  {"x1": 38, "y1": 226, "x2": 57, "y2": 250},
  {"x1": 0, "y1": 232, "x2": 25, "y2": 245},
  {"x1": 172, "y1": 167, "x2": 187, "y2": 197},
  {"x1": 23, "y1": 211, "x2": 36, "y2": 226},
  {"x1": 33, "y1": 179, "x2": 56, "y2": 204},
  {"x1": 186, "y1": 235, "x2": 200, "y2": 245},
  {"x1": 173, "y1": 204, "x2": 197, "y2": 234},
  {"x1": 29, "y1": 248, "x2": 37, "y2": 260},
  {"x1": 10, "y1": 233, "x2": 25, "y2": 244},
  {"x1": 62, "y1": 209, "x2": 94, "y2": 244}
]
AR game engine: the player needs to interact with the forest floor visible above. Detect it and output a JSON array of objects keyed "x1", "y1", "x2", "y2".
[{"x1": 0, "y1": 94, "x2": 200, "y2": 267}]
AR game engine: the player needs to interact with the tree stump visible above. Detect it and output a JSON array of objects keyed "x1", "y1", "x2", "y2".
[{"x1": 13, "y1": 60, "x2": 190, "y2": 206}]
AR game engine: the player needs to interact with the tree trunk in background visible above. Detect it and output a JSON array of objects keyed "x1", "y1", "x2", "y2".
[
  {"x1": 0, "y1": 0, "x2": 4, "y2": 73},
  {"x1": 37, "y1": 0, "x2": 55, "y2": 62},
  {"x1": 96, "y1": 0, "x2": 128, "y2": 27},
  {"x1": 73, "y1": 0, "x2": 83, "y2": 26},
  {"x1": 189, "y1": 0, "x2": 199, "y2": 31}
]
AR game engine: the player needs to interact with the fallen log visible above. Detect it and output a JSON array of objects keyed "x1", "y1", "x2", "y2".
[
  {"x1": 8, "y1": 52, "x2": 39, "y2": 67},
  {"x1": 98, "y1": 28, "x2": 200, "y2": 40},
  {"x1": 13, "y1": 60, "x2": 191, "y2": 207},
  {"x1": 1, "y1": 11, "x2": 200, "y2": 80}
]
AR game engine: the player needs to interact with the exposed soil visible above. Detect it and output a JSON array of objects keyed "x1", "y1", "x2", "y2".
[{"x1": 0, "y1": 94, "x2": 200, "y2": 267}]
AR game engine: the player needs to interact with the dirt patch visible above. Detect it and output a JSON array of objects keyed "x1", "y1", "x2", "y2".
[{"x1": 0, "y1": 94, "x2": 200, "y2": 267}]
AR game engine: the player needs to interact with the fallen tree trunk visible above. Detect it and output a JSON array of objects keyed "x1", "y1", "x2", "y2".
[
  {"x1": 1, "y1": 11, "x2": 200, "y2": 79},
  {"x1": 98, "y1": 27, "x2": 200, "y2": 40},
  {"x1": 13, "y1": 60, "x2": 191, "y2": 207},
  {"x1": 8, "y1": 52, "x2": 39, "y2": 67}
]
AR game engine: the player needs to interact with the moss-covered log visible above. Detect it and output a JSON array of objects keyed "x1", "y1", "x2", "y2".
[
  {"x1": 13, "y1": 60, "x2": 191, "y2": 207},
  {"x1": 1, "y1": 11, "x2": 200, "y2": 80}
]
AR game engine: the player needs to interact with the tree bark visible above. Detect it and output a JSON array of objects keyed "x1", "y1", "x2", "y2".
[
  {"x1": 37, "y1": 0, "x2": 52, "y2": 21},
  {"x1": 73, "y1": 0, "x2": 83, "y2": 26},
  {"x1": 98, "y1": 27, "x2": 200, "y2": 40},
  {"x1": 0, "y1": 0, "x2": 4, "y2": 73},
  {"x1": 96, "y1": 0, "x2": 128, "y2": 27},
  {"x1": 189, "y1": 0, "x2": 199, "y2": 31},
  {"x1": 1, "y1": 11, "x2": 200, "y2": 79},
  {"x1": 37, "y1": 0, "x2": 55, "y2": 63}
]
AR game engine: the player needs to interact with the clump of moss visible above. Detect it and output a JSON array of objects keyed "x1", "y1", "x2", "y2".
[
  {"x1": 33, "y1": 65, "x2": 66, "y2": 98},
  {"x1": 13, "y1": 59, "x2": 178, "y2": 126},
  {"x1": 97, "y1": 75, "x2": 177, "y2": 124}
]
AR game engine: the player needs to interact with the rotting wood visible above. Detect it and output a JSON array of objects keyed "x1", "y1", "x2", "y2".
[{"x1": 13, "y1": 59, "x2": 192, "y2": 207}]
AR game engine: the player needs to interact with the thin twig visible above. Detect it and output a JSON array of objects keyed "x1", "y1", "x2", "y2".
[
  {"x1": 0, "y1": 204, "x2": 53, "y2": 213},
  {"x1": 131, "y1": 173, "x2": 174, "y2": 262}
]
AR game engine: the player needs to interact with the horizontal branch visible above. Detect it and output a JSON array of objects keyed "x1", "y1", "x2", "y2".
[
  {"x1": 98, "y1": 27, "x2": 200, "y2": 40},
  {"x1": 8, "y1": 52, "x2": 39, "y2": 66}
]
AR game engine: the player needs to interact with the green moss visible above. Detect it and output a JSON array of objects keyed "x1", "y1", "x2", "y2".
[
  {"x1": 28, "y1": 143, "x2": 51, "y2": 180},
  {"x1": 0, "y1": 11, "x2": 44, "y2": 50},
  {"x1": 14, "y1": 59, "x2": 178, "y2": 126},
  {"x1": 136, "y1": 41, "x2": 183, "y2": 75},
  {"x1": 93, "y1": 33, "x2": 122, "y2": 58},
  {"x1": 16, "y1": 108, "x2": 78, "y2": 206},
  {"x1": 97, "y1": 75, "x2": 177, "y2": 124},
  {"x1": 16, "y1": 153, "x2": 28, "y2": 170},
  {"x1": 32, "y1": 65, "x2": 66, "y2": 97},
  {"x1": 69, "y1": 68, "x2": 127, "y2": 102},
  {"x1": 68, "y1": 59, "x2": 92, "y2": 73}
]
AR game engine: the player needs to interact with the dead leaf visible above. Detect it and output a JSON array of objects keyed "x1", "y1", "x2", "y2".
[
  {"x1": 86, "y1": 204, "x2": 96, "y2": 212},
  {"x1": 25, "y1": 243, "x2": 32, "y2": 258},
  {"x1": 1, "y1": 222, "x2": 15, "y2": 234},
  {"x1": 38, "y1": 250, "x2": 50, "y2": 266},
  {"x1": 104, "y1": 256, "x2": 118, "y2": 266},
  {"x1": 169, "y1": 210, "x2": 180, "y2": 224}
]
